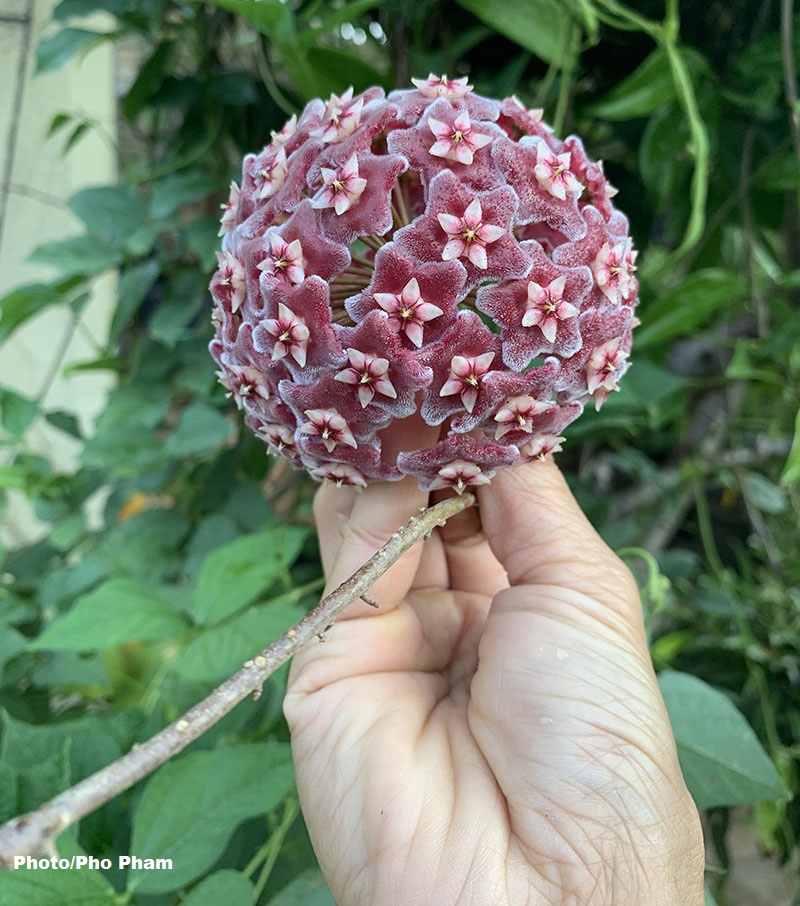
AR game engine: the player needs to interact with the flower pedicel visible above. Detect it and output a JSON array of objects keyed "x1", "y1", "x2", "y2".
[{"x1": 210, "y1": 75, "x2": 639, "y2": 492}]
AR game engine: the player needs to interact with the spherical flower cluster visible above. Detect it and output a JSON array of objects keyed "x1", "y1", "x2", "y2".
[{"x1": 210, "y1": 76, "x2": 639, "y2": 492}]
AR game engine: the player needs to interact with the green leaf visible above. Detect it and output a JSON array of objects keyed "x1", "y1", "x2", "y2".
[
  {"x1": 0, "y1": 866, "x2": 116, "y2": 905},
  {"x1": 0, "y1": 465, "x2": 27, "y2": 491},
  {"x1": 456, "y1": 0, "x2": 574, "y2": 67},
  {"x1": 704, "y1": 887, "x2": 719, "y2": 906},
  {"x1": 780, "y1": 408, "x2": 800, "y2": 485},
  {"x1": 0, "y1": 284, "x2": 63, "y2": 343},
  {"x1": 635, "y1": 270, "x2": 746, "y2": 350},
  {"x1": 265, "y1": 870, "x2": 334, "y2": 906},
  {"x1": 35, "y1": 27, "x2": 106, "y2": 73},
  {"x1": 123, "y1": 41, "x2": 174, "y2": 120},
  {"x1": 149, "y1": 171, "x2": 219, "y2": 219},
  {"x1": 44, "y1": 409, "x2": 83, "y2": 438},
  {"x1": 29, "y1": 236, "x2": 122, "y2": 279},
  {"x1": 193, "y1": 526, "x2": 308, "y2": 625},
  {"x1": 0, "y1": 387, "x2": 39, "y2": 439},
  {"x1": 659, "y1": 671, "x2": 787, "y2": 808},
  {"x1": 69, "y1": 185, "x2": 148, "y2": 245},
  {"x1": 30, "y1": 578, "x2": 187, "y2": 651},
  {"x1": 199, "y1": 0, "x2": 288, "y2": 34},
  {"x1": 181, "y1": 870, "x2": 255, "y2": 906},
  {"x1": 590, "y1": 45, "x2": 709, "y2": 120},
  {"x1": 128, "y1": 743, "x2": 294, "y2": 894},
  {"x1": 63, "y1": 121, "x2": 90, "y2": 153},
  {"x1": 54, "y1": 0, "x2": 139, "y2": 18},
  {"x1": 110, "y1": 259, "x2": 161, "y2": 342},
  {"x1": 0, "y1": 625, "x2": 26, "y2": 672},
  {"x1": 174, "y1": 596, "x2": 305, "y2": 681},
  {"x1": 741, "y1": 473, "x2": 786, "y2": 514},
  {"x1": 165, "y1": 402, "x2": 235, "y2": 457}
]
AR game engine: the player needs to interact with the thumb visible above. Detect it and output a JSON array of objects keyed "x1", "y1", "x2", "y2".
[{"x1": 478, "y1": 456, "x2": 645, "y2": 639}]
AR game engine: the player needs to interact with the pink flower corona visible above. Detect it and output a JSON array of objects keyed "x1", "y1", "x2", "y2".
[{"x1": 210, "y1": 76, "x2": 639, "y2": 490}]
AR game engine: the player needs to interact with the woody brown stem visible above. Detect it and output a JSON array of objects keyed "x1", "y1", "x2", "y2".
[{"x1": 0, "y1": 493, "x2": 476, "y2": 866}]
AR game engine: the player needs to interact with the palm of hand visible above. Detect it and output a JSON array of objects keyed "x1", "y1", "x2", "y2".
[{"x1": 285, "y1": 462, "x2": 704, "y2": 906}]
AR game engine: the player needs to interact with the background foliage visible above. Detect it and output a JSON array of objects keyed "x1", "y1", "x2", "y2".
[{"x1": 1, "y1": 0, "x2": 799, "y2": 903}]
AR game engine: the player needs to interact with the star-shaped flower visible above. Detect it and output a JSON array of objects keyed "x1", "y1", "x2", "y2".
[
  {"x1": 211, "y1": 251, "x2": 246, "y2": 313},
  {"x1": 592, "y1": 240, "x2": 637, "y2": 305},
  {"x1": 411, "y1": 73, "x2": 472, "y2": 99},
  {"x1": 311, "y1": 153, "x2": 368, "y2": 215},
  {"x1": 586, "y1": 336, "x2": 630, "y2": 410},
  {"x1": 493, "y1": 395, "x2": 557, "y2": 439},
  {"x1": 258, "y1": 423, "x2": 299, "y2": 459},
  {"x1": 258, "y1": 232, "x2": 306, "y2": 286},
  {"x1": 438, "y1": 198, "x2": 505, "y2": 269},
  {"x1": 522, "y1": 275, "x2": 579, "y2": 342},
  {"x1": 310, "y1": 462, "x2": 368, "y2": 488},
  {"x1": 298, "y1": 408, "x2": 358, "y2": 453},
  {"x1": 335, "y1": 348, "x2": 397, "y2": 408},
  {"x1": 260, "y1": 303, "x2": 310, "y2": 367},
  {"x1": 269, "y1": 114, "x2": 297, "y2": 149},
  {"x1": 534, "y1": 140, "x2": 583, "y2": 201},
  {"x1": 311, "y1": 88, "x2": 365, "y2": 144},
  {"x1": 395, "y1": 172, "x2": 529, "y2": 291},
  {"x1": 218, "y1": 181, "x2": 240, "y2": 236},
  {"x1": 398, "y1": 433, "x2": 519, "y2": 491},
  {"x1": 439, "y1": 351, "x2": 496, "y2": 413},
  {"x1": 428, "y1": 110, "x2": 492, "y2": 165},
  {"x1": 519, "y1": 433, "x2": 565, "y2": 461},
  {"x1": 373, "y1": 277, "x2": 444, "y2": 347},
  {"x1": 251, "y1": 146, "x2": 288, "y2": 201}
]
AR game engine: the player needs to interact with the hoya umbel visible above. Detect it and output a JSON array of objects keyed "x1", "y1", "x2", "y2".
[{"x1": 210, "y1": 75, "x2": 639, "y2": 492}]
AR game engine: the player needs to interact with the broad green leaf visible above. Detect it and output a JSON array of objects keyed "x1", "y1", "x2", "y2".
[
  {"x1": 0, "y1": 625, "x2": 26, "y2": 672},
  {"x1": 30, "y1": 578, "x2": 187, "y2": 651},
  {"x1": 0, "y1": 868, "x2": 116, "y2": 905},
  {"x1": 29, "y1": 236, "x2": 122, "y2": 279},
  {"x1": 123, "y1": 41, "x2": 174, "y2": 120},
  {"x1": 0, "y1": 710, "x2": 137, "y2": 783},
  {"x1": 44, "y1": 409, "x2": 83, "y2": 438},
  {"x1": 69, "y1": 185, "x2": 148, "y2": 245},
  {"x1": 94, "y1": 507, "x2": 190, "y2": 584},
  {"x1": 659, "y1": 671, "x2": 787, "y2": 808},
  {"x1": 149, "y1": 171, "x2": 219, "y2": 219},
  {"x1": 55, "y1": 0, "x2": 138, "y2": 17},
  {"x1": 35, "y1": 27, "x2": 106, "y2": 73},
  {"x1": 266, "y1": 869, "x2": 335, "y2": 906},
  {"x1": 129, "y1": 743, "x2": 294, "y2": 893},
  {"x1": 0, "y1": 464, "x2": 28, "y2": 491},
  {"x1": 588, "y1": 47, "x2": 708, "y2": 120},
  {"x1": 173, "y1": 597, "x2": 305, "y2": 681},
  {"x1": 741, "y1": 473, "x2": 786, "y2": 514},
  {"x1": 0, "y1": 284, "x2": 63, "y2": 343},
  {"x1": 0, "y1": 387, "x2": 39, "y2": 439},
  {"x1": 193, "y1": 526, "x2": 308, "y2": 624},
  {"x1": 181, "y1": 869, "x2": 254, "y2": 906},
  {"x1": 635, "y1": 270, "x2": 746, "y2": 350},
  {"x1": 0, "y1": 762, "x2": 15, "y2": 823},
  {"x1": 780, "y1": 408, "x2": 800, "y2": 485},
  {"x1": 109, "y1": 259, "x2": 160, "y2": 342},
  {"x1": 165, "y1": 402, "x2": 235, "y2": 456},
  {"x1": 456, "y1": 0, "x2": 573, "y2": 68},
  {"x1": 198, "y1": 0, "x2": 288, "y2": 34}
]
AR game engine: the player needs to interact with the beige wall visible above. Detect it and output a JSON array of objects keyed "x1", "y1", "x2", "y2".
[{"x1": 0, "y1": 0, "x2": 115, "y2": 547}]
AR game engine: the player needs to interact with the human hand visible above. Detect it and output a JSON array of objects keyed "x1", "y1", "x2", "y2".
[{"x1": 284, "y1": 458, "x2": 705, "y2": 905}]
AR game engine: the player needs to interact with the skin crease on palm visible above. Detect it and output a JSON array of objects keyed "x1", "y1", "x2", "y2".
[{"x1": 283, "y1": 455, "x2": 706, "y2": 906}]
